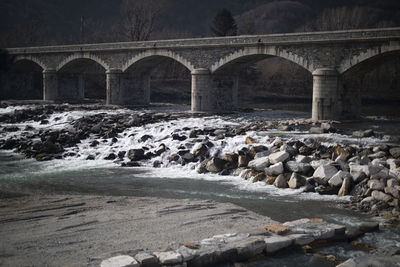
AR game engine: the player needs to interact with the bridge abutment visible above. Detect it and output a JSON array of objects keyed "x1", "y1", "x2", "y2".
[
  {"x1": 43, "y1": 70, "x2": 59, "y2": 101},
  {"x1": 312, "y1": 68, "x2": 342, "y2": 121},
  {"x1": 191, "y1": 68, "x2": 237, "y2": 112}
]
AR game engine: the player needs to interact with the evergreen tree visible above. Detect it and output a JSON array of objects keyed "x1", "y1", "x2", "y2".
[{"x1": 211, "y1": 8, "x2": 238, "y2": 37}]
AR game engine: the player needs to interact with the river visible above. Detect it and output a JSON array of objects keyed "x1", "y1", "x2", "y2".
[{"x1": 0, "y1": 103, "x2": 400, "y2": 266}]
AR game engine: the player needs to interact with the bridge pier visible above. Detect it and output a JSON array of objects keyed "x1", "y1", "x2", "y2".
[
  {"x1": 106, "y1": 69, "x2": 150, "y2": 106},
  {"x1": 191, "y1": 68, "x2": 237, "y2": 112},
  {"x1": 43, "y1": 70, "x2": 59, "y2": 101},
  {"x1": 312, "y1": 68, "x2": 341, "y2": 121}
]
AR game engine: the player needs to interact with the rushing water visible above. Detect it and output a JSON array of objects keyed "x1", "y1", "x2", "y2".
[{"x1": 1, "y1": 103, "x2": 400, "y2": 265}]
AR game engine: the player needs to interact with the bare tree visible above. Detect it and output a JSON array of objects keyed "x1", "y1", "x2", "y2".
[{"x1": 119, "y1": 0, "x2": 167, "y2": 41}]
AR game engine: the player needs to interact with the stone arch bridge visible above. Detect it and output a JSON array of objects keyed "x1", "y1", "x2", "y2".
[{"x1": 5, "y1": 27, "x2": 400, "y2": 121}]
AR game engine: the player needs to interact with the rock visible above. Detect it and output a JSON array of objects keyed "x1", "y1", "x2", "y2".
[
  {"x1": 265, "y1": 177, "x2": 276, "y2": 185},
  {"x1": 315, "y1": 185, "x2": 339, "y2": 195},
  {"x1": 352, "y1": 129, "x2": 374, "y2": 138},
  {"x1": 389, "y1": 147, "x2": 400, "y2": 158},
  {"x1": 338, "y1": 176, "x2": 352, "y2": 196},
  {"x1": 134, "y1": 252, "x2": 158, "y2": 266},
  {"x1": 288, "y1": 173, "x2": 306, "y2": 189},
  {"x1": 313, "y1": 165, "x2": 338, "y2": 185},
  {"x1": 351, "y1": 171, "x2": 366, "y2": 183},
  {"x1": 298, "y1": 146, "x2": 311, "y2": 155},
  {"x1": 182, "y1": 152, "x2": 195, "y2": 163},
  {"x1": 368, "y1": 180, "x2": 385, "y2": 191},
  {"x1": 252, "y1": 172, "x2": 266, "y2": 183},
  {"x1": 269, "y1": 151, "x2": 290, "y2": 164},
  {"x1": 140, "y1": 134, "x2": 152, "y2": 142},
  {"x1": 169, "y1": 154, "x2": 180, "y2": 162},
  {"x1": 100, "y1": 255, "x2": 139, "y2": 267},
  {"x1": 86, "y1": 155, "x2": 95, "y2": 160},
  {"x1": 288, "y1": 234, "x2": 315, "y2": 245},
  {"x1": 245, "y1": 136, "x2": 257, "y2": 144},
  {"x1": 280, "y1": 144, "x2": 297, "y2": 156},
  {"x1": 155, "y1": 144, "x2": 167, "y2": 155},
  {"x1": 221, "y1": 153, "x2": 238, "y2": 169},
  {"x1": 176, "y1": 246, "x2": 198, "y2": 262},
  {"x1": 264, "y1": 224, "x2": 289, "y2": 235},
  {"x1": 264, "y1": 235, "x2": 293, "y2": 253},
  {"x1": 104, "y1": 153, "x2": 116, "y2": 160},
  {"x1": 384, "y1": 186, "x2": 399, "y2": 198},
  {"x1": 295, "y1": 155, "x2": 313, "y2": 163},
  {"x1": 153, "y1": 160, "x2": 162, "y2": 168},
  {"x1": 286, "y1": 161, "x2": 312, "y2": 174},
  {"x1": 310, "y1": 159, "x2": 333, "y2": 170},
  {"x1": 172, "y1": 134, "x2": 187, "y2": 141},
  {"x1": 371, "y1": 190, "x2": 392, "y2": 202},
  {"x1": 192, "y1": 143, "x2": 208, "y2": 158},
  {"x1": 127, "y1": 149, "x2": 145, "y2": 161},
  {"x1": 309, "y1": 127, "x2": 325, "y2": 134},
  {"x1": 368, "y1": 151, "x2": 386, "y2": 159},
  {"x1": 387, "y1": 158, "x2": 400, "y2": 170},
  {"x1": 274, "y1": 174, "x2": 288, "y2": 188},
  {"x1": 196, "y1": 159, "x2": 209, "y2": 174},
  {"x1": 328, "y1": 171, "x2": 349, "y2": 187},
  {"x1": 248, "y1": 157, "x2": 270, "y2": 171},
  {"x1": 321, "y1": 122, "x2": 334, "y2": 132},
  {"x1": 153, "y1": 251, "x2": 182, "y2": 265},
  {"x1": 206, "y1": 158, "x2": 226, "y2": 173},
  {"x1": 265, "y1": 162, "x2": 284, "y2": 176},
  {"x1": 238, "y1": 155, "x2": 249, "y2": 168},
  {"x1": 233, "y1": 237, "x2": 266, "y2": 260}
]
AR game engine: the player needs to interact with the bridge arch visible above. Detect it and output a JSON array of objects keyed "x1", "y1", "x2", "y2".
[
  {"x1": 14, "y1": 55, "x2": 47, "y2": 70},
  {"x1": 122, "y1": 50, "x2": 194, "y2": 72},
  {"x1": 56, "y1": 53, "x2": 110, "y2": 72},
  {"x1": 339, "y1": 41, "x2": 400, "y2": 74},
  {"x1": 211, "y1": 46, "x2": 313, "y2": 74}
]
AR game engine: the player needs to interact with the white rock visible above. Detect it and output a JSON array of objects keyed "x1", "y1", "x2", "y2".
[
  {"x1": 371, "y1": 190, "x2": 392, "y2": 202},
  {"x1": 350, "y1": 164, "x2": 381, "y2": 177},
  {"x1": 328, "y1": 170, "x2": 349, "y2": 187},
  {"x1": 370, "y1": 168, "x2": 389, "y2": 180},
  {"x1": 310, "y1": 159, "x2": 333, "y2": 169},
  {"x1": 265, "y1": 162, "x2": 284, "y2": 176},
  {"x1": 286, "y1": 161, "x2": 312, "y2": 174},
  {"x1": 274, "y1": 174, "x2": 288, "y2": 188},
  {"x1": 368, "y1": 180, "x2": 385, "y2": 191},
  {"x1": 387, "y1": 158, "x2": 400, "y2": 170},
  {"x1": 153, "y1": 251, "x2": 183, "y2": 265},
  {"x1": 361, "y1": 196, "x2": 374, "y2": 204},
  {"x1": 313, "y1": 165, "x2": 338, "y2": 185},
  {"x1": 176, "y1": 246, "x2": 198, "y2": 262},
  {"x1": 264, "y1": 235, "x2": 293, "y2": 253},
  {"x1": 268, "y1": 151, "x2": 289, "y2": 164},
  {"x1": 100, "y1": 255, "x2": 139, "y2": 267},
  {"x1": 248, "y1": 157, "x2": 270, "y2": 171}
]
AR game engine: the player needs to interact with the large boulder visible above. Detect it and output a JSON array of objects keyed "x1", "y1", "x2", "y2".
[
  {"x1": 248, "y1": 157, "x2": 270, "y2": 171},
  {"x1": 338, "y1": 176, "x2": 352, "y2": 196},
  {"x1": 265, "y1": 162, "x2": 284, "y2": 176},
  {"x1": 269, "y1": 151, "x2": 290, "y2": 164},
  {"x1": 371, "y1": 190, "x2": 392, "y2": 202},
  {"x1": 222, "y1": 153, "x2": 238, "y2": 169},
  {"x1": 206, "y1": 158, "x2": 226, "y2": 173},
  {"x1": 127, "y1": 149, "x2": 145, "y2": 161},
  {"x1": 274, "y1": 174, "x2": 288, "y2": 188},
  {"x1": 389, "y1": 147, "x2": 400, "y2": 158},
  {"x1": 328, "y1": 171, "x2": 350, "y2": 187},
  {"x1": 288, "y1": 173, "x2": 306, "y2": 189},
  {"x1": 313, "y1": 165, "x2": 338, "y2": 185}
]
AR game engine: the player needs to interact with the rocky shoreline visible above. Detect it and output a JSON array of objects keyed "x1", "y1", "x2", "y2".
[{"x1": 1, "y1": 104, "x2": 400, "y2": 226}]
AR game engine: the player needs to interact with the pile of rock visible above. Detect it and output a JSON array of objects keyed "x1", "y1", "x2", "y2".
[
  {"x1": 100, "y1": 218, "x2": 379, "y2": 267},
  {"x1": 182, "y1": 131, "x2": 400, "y2": 219}
]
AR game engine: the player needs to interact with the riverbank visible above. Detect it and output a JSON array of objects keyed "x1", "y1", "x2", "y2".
[{"x1": 0, "y1": 194, "x2": 277, "y2": 266}]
